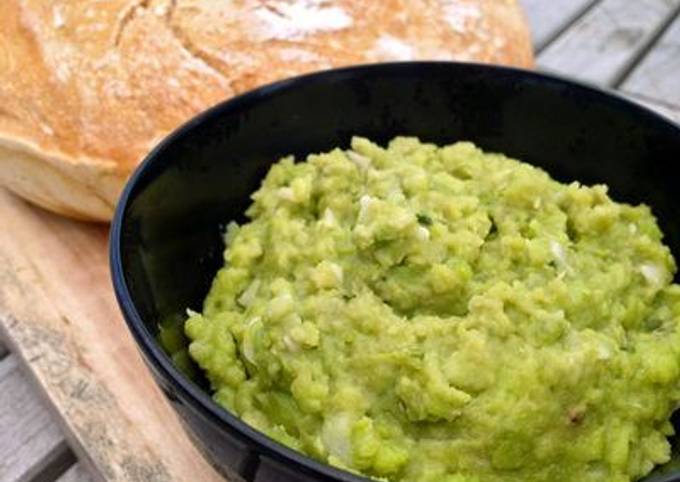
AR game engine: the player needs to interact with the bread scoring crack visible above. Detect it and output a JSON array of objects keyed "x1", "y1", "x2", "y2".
[{"x1": 112, "y1": 0, "x2": 150, "y2": 47}]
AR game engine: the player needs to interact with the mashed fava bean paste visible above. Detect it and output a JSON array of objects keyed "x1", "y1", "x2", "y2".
[{"x1": 186, "y1": 137, "x2": 680, "y2": 482}]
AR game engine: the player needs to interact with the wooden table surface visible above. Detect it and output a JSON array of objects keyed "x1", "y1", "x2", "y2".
[{"x1": 1, "y1": 2, "x2": 679, "y2": 481}]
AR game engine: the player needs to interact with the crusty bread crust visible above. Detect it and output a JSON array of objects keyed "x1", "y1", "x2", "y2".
[{"x1": 0, "y1": 0, "x2": 534, "y2": 221}]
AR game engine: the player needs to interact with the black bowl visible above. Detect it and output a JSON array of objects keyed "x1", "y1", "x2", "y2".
[{"x1": 110, "y1": 62, "x2": 680, "y2": 482}]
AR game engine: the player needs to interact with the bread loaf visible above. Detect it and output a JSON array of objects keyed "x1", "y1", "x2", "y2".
[{"x1": 0, "y1": 0, "x2": 534, "y2": 221}]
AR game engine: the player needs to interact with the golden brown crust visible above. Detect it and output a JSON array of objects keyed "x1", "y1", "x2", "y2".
[{"x1": 0, "y1": 0, "x2": 534, "y2": 221}]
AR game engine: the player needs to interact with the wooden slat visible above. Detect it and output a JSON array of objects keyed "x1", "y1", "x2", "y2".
[
  {"x1": 519, "y1": 0, "x2": 598, "y2": 51},
  {"x1": 58, "y1": 464, "x2": 94, "y2": 482},
  {"x1": 622, "y1": 12, "x2": 680, "y2": 107},
  {"x1": 538, "y1": 0, "x2": 680, "y2": 86},
  {"x1": 0, "y1": 189, "x2": 223, "y2": 482},
  {"x1": 0, "y1": 355, "x2": 70, "y2": 482}
]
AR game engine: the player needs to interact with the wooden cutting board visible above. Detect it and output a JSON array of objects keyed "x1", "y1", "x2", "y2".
[{"x1": 0, "y1": 187, "x2": 224, "y2": 482}]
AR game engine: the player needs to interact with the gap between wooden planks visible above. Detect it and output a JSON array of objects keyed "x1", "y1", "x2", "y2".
[
  {"x1": 0, "y1": 354, "x2": 74, "y2": 482},
  {"x1": 0, "y1": 188, "x2": 224, "y2": 482},
  {"x1": 537, "y1": 0, "x2": 680, "y2": 86}
]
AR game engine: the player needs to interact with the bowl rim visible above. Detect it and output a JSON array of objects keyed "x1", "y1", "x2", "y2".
[{"x1": 109, "y1": 60, "x2": 680, "y2": 482}]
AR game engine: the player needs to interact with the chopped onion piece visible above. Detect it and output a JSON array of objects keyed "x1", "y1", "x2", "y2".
[
  {"x1": 347, "y1": 150, "x2": 371, "y2": 170},
  {"x1": 320, "y1": 208, "x2": 337, "y2": 226},
  {"x1": 238, "y1": 280, "x2": 261, "y2": 307},
  {"x1": 278, "y1": 187, "x2": 295, "y2": 201},
  {"x1": 415, "y1": 226, "x2": 430, "y2": 241},
  {"x1": 640, "y1": 263, "x2": 664, "y2": 286},
  {"x1": 358, "y1": 195, "x2": 374, "y2": 222}
]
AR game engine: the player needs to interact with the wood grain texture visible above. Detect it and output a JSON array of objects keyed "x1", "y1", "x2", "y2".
[
  {"x1": 0, "y1": 355, "x2": 69, "y2": 482},
  {"x1": 0, "y1": 188, "x2": 224, "y2": 482},
  {"x1": 519, "y1": 0, "x2": 597, "y2": 50},
  {"x1": 622, "y1": 12, "x2": 680, "y2": 106},
  {"x1": 538, "y1": 0, "x2": 680, "y2": 85},
  {"x1": 58, "y1": 464, "x2": 94, "y2": 482}
]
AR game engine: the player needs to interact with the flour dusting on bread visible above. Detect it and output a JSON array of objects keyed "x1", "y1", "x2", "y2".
[
  {"x1": 371, "y1": 35, "x2": 415, "y2": 61},
  {"x1": 442, "y1": 1, "x2": 482, "y2": 34},
  {"x1": 254, "y1": 1, "x2": 353, "y2": 41}
]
